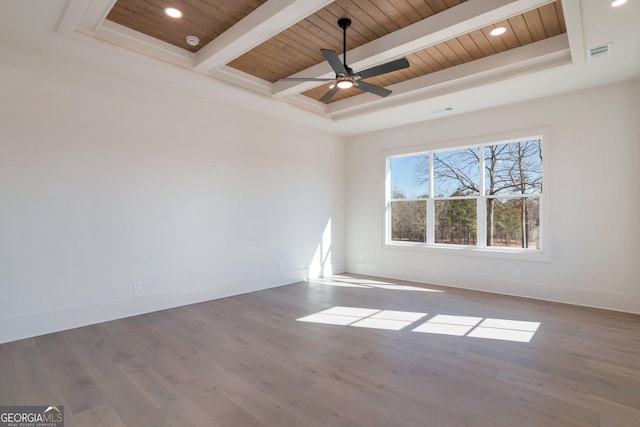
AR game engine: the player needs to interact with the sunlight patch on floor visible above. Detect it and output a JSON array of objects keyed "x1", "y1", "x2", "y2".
[
  {"x1": 413, "y1": 314, "x2": 483, "y2": 336},
  {"x1": 352, "y1": 310, "x2": 428, "y2": 330},
  {"x1": 297, "y1": 306, "x2": 428, "y2": 331},
  {"x1": 309, "y1": 276, "x2": 444, "y2": 292},
  {"x1": 466, "y1": 319, "x2": 540, "y2": 342},
  {"x1": 297, "y1": 307, "x2": 540, "y2": 343}
]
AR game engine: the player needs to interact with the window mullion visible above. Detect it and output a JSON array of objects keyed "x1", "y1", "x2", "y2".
[
  {"x1": 477, "y1": 146, "x2": 487, "y2": 248},
  {"x1": 385, "y1": 157, "x2": 391, "y2": 244},
  {"x1": 427, "y1": 152, "x2": 435, "y2": 245}
]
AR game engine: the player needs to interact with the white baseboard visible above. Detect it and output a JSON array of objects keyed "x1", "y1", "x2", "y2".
[
  {"x1": 6, "y1": 261, "x2": 632, "y2": 344},
  {"x1": 347, "y1": 263, "x2": 640, "y2": 314},
  {"x1": 0, "y1": 267, "x2": 320, "y2": 344}
]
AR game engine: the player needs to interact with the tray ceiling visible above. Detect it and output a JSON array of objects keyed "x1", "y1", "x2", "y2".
[{"x1": 60, "y1": 0, "x2": 579, "y2": 120}]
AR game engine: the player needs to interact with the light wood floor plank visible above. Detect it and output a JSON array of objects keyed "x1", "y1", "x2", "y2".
[
  {"x1": 12, "y1": 343, "x2": 66, "y2": 405},
  {"x1": 34, "y1": 333, "x2": 105, "y2": 414},
  {"x1": 62, "y1": 328, "x2": 173, "y2": 427},
  {"x1": 2, "y1": 274, "x2": 639, "y2": 426},
  {"x1": 173, "y1": 379, "x2": 265, "y2": 427},
  {"x1": 74, "y1": 404, "x2": 127, "y2": 427},
  {"x1": 0, "y1": 343, "x2": 24, "y2": 404}
]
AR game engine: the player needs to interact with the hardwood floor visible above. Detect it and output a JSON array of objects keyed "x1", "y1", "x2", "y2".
[{"x1": 1, "y1": 274, "x2": 639, "y2": 426}]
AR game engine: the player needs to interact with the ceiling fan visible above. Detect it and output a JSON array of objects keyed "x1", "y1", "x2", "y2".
[{"x1": 279, "y1": 18, "x2": 410, "y2": 102}]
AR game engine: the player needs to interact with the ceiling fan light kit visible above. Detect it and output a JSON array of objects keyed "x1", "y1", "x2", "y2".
[
  {"x1": 280, "y1": 17, "x2": 410, "y2": 103},
  {"x1": 336, "y1": 78, "x2": 354, "y2": 89}
]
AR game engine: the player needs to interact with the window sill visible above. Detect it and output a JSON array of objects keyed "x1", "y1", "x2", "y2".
[{"x1": 383, "y1": 242, "x2": 550, "y2": 262}]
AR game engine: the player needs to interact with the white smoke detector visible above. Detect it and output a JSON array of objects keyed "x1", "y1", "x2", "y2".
[{"x1": 186, "y1": 35, "x2": 200, "y2": 47}]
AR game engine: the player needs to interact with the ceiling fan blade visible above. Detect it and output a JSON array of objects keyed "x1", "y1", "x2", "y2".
[
  {"x1": 356, "y1": 81, "x2": 392, "y2": 98},
  {"x1": 279, "y1": 77, "x2": 336, "y2": 82},
  {"x1": 319, "y1": 85, "x2": 340, "y2": 103},
  {"x1": 357, "y1": 57, "x2": 410, "y2": 80},
  {"x1": 321, "y1": 49, "x2": 348, "y2": 75}
]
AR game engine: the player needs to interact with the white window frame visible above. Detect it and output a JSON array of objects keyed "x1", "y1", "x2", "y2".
[{"x1": 383, "y1": 128, "x2": 551, "y2": 262}]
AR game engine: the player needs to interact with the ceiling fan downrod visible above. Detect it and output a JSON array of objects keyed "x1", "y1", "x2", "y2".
[{"x1": 338, "y1": 18, "x2": 351, "y2": 72}]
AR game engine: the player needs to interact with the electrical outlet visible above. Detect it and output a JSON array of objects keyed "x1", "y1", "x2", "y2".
[
  {"x1": 279, "y1": 261, "x2": 284, "y2": 271},
  {"x1": 513, "y1": 269, "x2": 521, "y2": 278},
  {"x1": 358, "y1": 254, "x2": 364, "y2": 263},
  {"x1": 133, "y1": 280, "x2": 142, "y2": 293},
  {"x1": 212, "y1": 161, "x2": 225, "y2": 173}
]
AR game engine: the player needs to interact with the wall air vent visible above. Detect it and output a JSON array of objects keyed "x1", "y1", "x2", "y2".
[{"x1": 587, "y1": 43, "x2": 612, "y2": 59}]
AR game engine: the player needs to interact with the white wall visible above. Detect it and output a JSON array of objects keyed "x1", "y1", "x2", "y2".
[
  {"x1": 346, "y1": 79, "x2": 640, "y2": 313},
  {"x1": 0, "y1": 38, "x2": 346, "y2": 343},
  {"x1": 1, "y1": 2, "x2": 637, "y2": 344}
]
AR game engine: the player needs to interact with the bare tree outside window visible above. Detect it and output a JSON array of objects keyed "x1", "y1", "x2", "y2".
[
  {"x1": 389, "y1": 155, "x2": 428, "y2": 243},
  {"x1": 485, "y1": 140, "x2": 542, "y2": 248},
  {"x1": 387, "y1": 138, "x2": 543, "y2": 250},
  {"x1": 432, "y1": 148, "x2": 479, "y2": 245}
]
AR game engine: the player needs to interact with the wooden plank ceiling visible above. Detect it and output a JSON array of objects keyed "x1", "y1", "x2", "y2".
[
  {"x1": 107, "y1": 0, "x2": 566, "y2": 104},
  {"x1": 107, "y1": 0, "x2": 268, "y2": 53}
]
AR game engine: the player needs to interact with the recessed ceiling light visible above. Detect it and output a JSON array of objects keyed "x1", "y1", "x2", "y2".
[
  {"x1": 164, "y1": 7, "x2": 183, "y2": 18},
  {"x1": 611, "y1": 0, "x2": 627, "y2": 6},
  {"x1": 490, "y1": 27, "x2": 507, "y2": 36}
]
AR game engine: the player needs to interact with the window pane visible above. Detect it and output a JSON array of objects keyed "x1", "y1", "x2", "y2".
[
  {"x1": 391, "y1": 200, "x2": 426, "y2": 243},
  {"x1": 390, "y1": 155, "x2": 428, "y2": 199},
  {"x1": 433, "y1": 148, "x2": 480, "y2": 197},
  {"x1": 486, "y1": 197, "x2": 540, "y2": 248},
  {"x1": 434, "y1": 199, "x2": 477, "y2": 245},
  {"x1": 485, "y1": 139, "x2": 543, "y2": 196}
]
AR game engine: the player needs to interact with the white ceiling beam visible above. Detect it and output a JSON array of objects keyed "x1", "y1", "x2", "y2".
[
  {"x1": 561, "y1": 0, "x2": 585, "y2": 63},
  {"x1": 57, "y1": 0, "x2": 116, "y2": 35},
  {"x1": 194, "y1": 0, "x2": 334, "y2": 74},
  {"x1": 80, "y1": 0, "x2": 117, "y2": 32},
  {"x1": 327, "y1": 34, "x2": 570, "y2": 117},
  {"x1": 57, "y1": 0, "x2": 92, "y2": 34},
  {"x1": 271, "y1": 0, "x2": 557, "y2": 98}
]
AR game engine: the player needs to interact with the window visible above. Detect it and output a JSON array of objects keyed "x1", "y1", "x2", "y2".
[
  {"x1": 385, "y1": 132, "x2": 545, "y2": 256},
  {"x1": 389, "y1": 155, "x2": 428, "y2": 243}
]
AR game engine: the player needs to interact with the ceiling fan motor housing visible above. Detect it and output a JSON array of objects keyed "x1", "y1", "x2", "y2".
[
  {"x1": 344, "y1": 65, "x2": 354, "y2": 77},
  {"x1": 338, "y1": 18, "x2": 351, "y2": 30}
]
